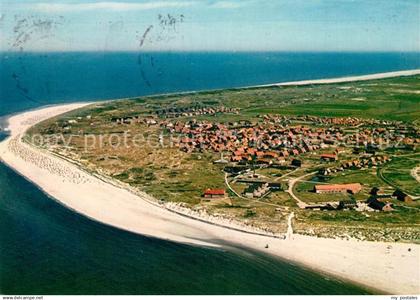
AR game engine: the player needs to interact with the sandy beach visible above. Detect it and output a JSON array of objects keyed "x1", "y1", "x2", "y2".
[
  {"x1": 1, "y1": 71, "x2": 419, "y2": 294},
  {"x1": 260, "y1": 69, "x2": 420, "y2": 87}
]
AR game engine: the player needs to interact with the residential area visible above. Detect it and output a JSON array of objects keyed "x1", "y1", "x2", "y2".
[{"x1": 108, "y1": 107, "x2": 419, "y2": 214}]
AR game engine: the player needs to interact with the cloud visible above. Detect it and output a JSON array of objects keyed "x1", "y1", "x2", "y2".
[{"x1": 31, "y1": 1, "x2": 197, "y2": 13}]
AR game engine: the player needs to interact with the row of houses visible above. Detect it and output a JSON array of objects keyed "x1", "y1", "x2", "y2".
[
  {"x1": 263, "y1": 115, "x2": 419, "y2": 148},
  {"x1": 319, "y1": 155, "x2": 391, "y2": 176},
  {"x1": 203, "y1": 184, "x2": 282, "y2": 201},
  {"x1": 244, "y1": 183, "x2": 270, "y2": 198},
  {"x1": 341, "y1": 155, "x2": 391, "y2": 168},
  {"x1": 264, "y1": 115, "x2": 370, "y2": 127},
  {"x1": 366, "y1": 189, "x2": 413, "y2": 211},
  {"x1": 110, "y1": 112, "x2": 417, "y2": 157},
  {"x1": 366, "y1": 197, "x2": 394, "y2": 211},
  {"x1": 370, "y1": 187, "x2": 413, "y2": 202},
  {"x1": 159, "y1": 116, "x2": 418, "y2": 160},
  {"x1": 111, "y1": 115, "x2": 157, "y2": 126},
  {"x1": 155, "y1": 105, "x2": 239, "y2": 118},
  {"x1": 307, "y1": 187, "x2": 413, "y2": 212},
  {"x1": 159, "y1": 120, "x2": 343, "y2": 163},
  {"x1": 263, "y1": 114, "x2": 411, "y2": 129}
]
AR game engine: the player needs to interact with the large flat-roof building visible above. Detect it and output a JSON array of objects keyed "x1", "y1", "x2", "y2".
[{"x1": 314, "y1": 183, "x2": 362, "y2": 194}]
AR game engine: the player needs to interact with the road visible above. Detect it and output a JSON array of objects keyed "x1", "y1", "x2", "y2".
[
  {"x1": 377, "y1": 163, "x2": 419, "y2": 199},
  {"x1": 226, "y1": 168, "x2": 320, "y2": 209},
  {"x1": 274, "y1": 167, "x2": 300, "y2": 182},
  {"x1": 286, "y1": 171, "x2": 318, "y2": 209},
  {"x1": 224, "y1": 172, "x2": 247, "y2": 199},
  {"x1": 410, "y1": 166, "x2": 420, "y2": 183}
]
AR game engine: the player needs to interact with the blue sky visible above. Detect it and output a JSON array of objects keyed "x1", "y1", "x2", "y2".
[{"x1": 0, "y1": 0, "x2": 419, "y2": 51}]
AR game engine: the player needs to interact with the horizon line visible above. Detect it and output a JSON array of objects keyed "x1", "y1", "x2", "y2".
[{"x1": 2, "y1": 50, "x2": 420, "y2": 54}]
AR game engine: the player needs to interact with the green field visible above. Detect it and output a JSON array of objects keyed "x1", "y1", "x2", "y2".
[
  {"x1": 293, "y1": 166, "x2": 395, "y2": 203},
  {"x1": 380, "y1": 154, "x2": 420, "y2": 196},
  {"x1": 47, "y1": 74, "x2": 420, "y2": 125}
]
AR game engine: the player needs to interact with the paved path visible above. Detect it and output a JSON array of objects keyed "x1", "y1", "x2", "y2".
[
  {"x1": 286, "y1": 172, "x2": 317, "y2": 209},
  {"x1": 377, "y1": 161, "x2": 419, "y2": 199},
  {"x1": 286, "y1": 212, "x2": 294, "y2": 240},
  {"x1": 274, "y1": 168, "x2": 300, "y2": 182},
  {"x1": 410, "y1": 166, "x2": 420, "y2": 183},
  {"x1": 224, "y1": 172, "x2": 247, "y2": 199}
]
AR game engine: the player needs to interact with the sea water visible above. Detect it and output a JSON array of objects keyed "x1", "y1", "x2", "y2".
[{"x1": 1, "y1": 51, "x2": 419, "y2": 117}]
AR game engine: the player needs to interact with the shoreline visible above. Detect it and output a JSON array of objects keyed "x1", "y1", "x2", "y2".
[
  {"x1": 43, "y1": 145, "x2": 283, "y2": 239},
  {"x1": 259, "y1": 69, "x2": 420, "y2": 87},
  {"x1": 0, "y1": 71, "x2": 419, "y2": 294},
  {"x1": 1, "y1": 69, "x2": 419, "y2": 120}
]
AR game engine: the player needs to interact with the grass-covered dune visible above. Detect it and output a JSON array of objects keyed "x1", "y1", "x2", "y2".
[{"x1": 54, "y1": 74, "x2": 420, "y2": 125}]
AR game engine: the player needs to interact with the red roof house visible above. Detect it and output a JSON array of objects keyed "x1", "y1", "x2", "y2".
[{"x1": 203, "y1": 189, "x2": 226, "y2": 198}]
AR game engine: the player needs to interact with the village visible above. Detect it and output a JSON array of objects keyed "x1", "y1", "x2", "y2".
[{"x1": 26, "y1": 72, "x2": 420, "y2": 243}]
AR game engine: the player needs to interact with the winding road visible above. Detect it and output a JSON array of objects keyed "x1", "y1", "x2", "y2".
[
  {"x1": 286, "y1": 172, "x2": 317, "y2": 209},
  {"x1": 411, "y1": 166, "x2": 420, "y2": 183}
]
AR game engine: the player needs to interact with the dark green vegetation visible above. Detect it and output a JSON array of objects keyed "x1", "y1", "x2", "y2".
[
  {"x1": 38, "y1": 74, "x2": 420, "y2": 126},
  {"x1": 380, "y1": 154, "x2": 420, "y2": 196},
  {"x1": 141, "y1": 75, "x2": 420, "y2": 121}
]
